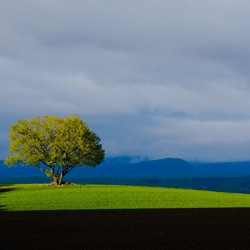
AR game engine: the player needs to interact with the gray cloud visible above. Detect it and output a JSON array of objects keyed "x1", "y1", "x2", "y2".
[{"x1": 1, "y1": 0, "x2": 250, "y2": 161}]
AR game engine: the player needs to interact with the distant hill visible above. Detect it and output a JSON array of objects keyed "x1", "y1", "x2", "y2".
[
  {"x1": 0, "y1": 160, "x2": 43, "y2": 177},
  {"x1": 68, "y1": 158, "x2": 250, "y2": 177},
  {"x1": 1, "y1": 157, "x2": 250, "y2": 178},
  {"x1": 1, "y1": 157, "x2": 250, "y2": 193},
  {"x1": 0, "y1": 157, "x2": 192, "y2": 177},
  {"x1": 64, "y1": 157, "x2": 193, "y2": 177},
  {"x1": 192, "y1": 161, "x2": 250, "y2": 176},
  {"x1": 0, "y1": 156, "x2": 135, "y2": 177}
]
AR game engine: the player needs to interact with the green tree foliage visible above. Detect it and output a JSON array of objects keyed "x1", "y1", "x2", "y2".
[{"x1": 4, "y1": 115, "x2": 105, "y2": 185}]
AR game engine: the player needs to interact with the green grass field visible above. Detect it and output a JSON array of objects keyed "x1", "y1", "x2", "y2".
[{"x1": 1, "y1": 184, "x2": 250, "y2": 211}]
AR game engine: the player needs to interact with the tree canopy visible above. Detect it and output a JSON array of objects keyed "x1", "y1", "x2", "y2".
[{"x1": 4, "y1": 115, "x2": 105, "y2": 185}]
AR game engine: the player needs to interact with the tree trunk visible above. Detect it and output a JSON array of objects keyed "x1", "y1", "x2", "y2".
[
  {"x1": 53, "y1": 175, "x2": 59, "y2": 185},
  {"x1": 58, "y1": 171, "x2": 64, "y2": 185},
  {"x1": 46, "y1": 169, "x2": 59, "y2": 185}
]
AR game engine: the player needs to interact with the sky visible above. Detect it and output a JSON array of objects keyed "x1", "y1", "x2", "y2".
[{"x1": 1, "y1": 0, "x2": 250, "y2": 162}]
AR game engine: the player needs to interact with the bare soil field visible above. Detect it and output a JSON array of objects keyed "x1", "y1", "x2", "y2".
[{"x1": 1, "y1": 208, "x2": 250, "y2": 249}]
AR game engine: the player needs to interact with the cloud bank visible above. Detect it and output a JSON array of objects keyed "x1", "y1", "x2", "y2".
[{"x1": 1, "y1": 0, "x2": 250, "y2": 161}]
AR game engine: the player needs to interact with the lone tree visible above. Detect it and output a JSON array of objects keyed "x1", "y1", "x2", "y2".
[{"x1": 4, "y1": 115, "x2": 105, "y2": 185}]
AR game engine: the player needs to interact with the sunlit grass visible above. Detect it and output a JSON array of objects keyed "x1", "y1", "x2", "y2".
[{"x1": 1, "y1": 184, "x2": 250, "y2": 211}]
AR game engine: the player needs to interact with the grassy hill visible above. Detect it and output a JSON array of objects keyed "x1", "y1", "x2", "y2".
[{"x1": 1, "y1": 184, "x2": 250, "y2": 211}]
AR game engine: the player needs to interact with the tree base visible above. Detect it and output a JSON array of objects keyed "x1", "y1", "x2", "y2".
[{"x1": 40, "y1": 182, "x2": 77, "y2": 187}]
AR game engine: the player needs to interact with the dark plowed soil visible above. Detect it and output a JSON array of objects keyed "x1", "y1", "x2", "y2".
[{"x1": 1, "y1": 208, "x2": 250, "y2": 249}]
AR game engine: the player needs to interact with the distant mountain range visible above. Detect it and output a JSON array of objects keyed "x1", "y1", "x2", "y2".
[
  {"x1": 1, "y1": 157, "x2": 250, "y2": 178},
  {"x1": 1, "y1": 157, "x2": 250, "y2": 193}
]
